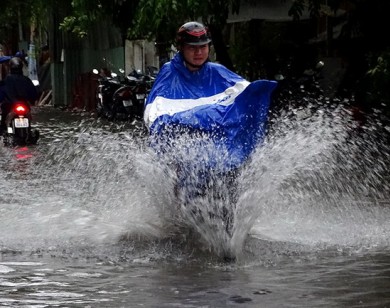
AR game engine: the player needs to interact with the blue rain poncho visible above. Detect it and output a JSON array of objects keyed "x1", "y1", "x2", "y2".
[
  {"x1": 144, "y1": 53, "x2": 277, "y2": 172},
  {"x1": 0, "y1": 56, "x2": 11, "y2": 64}
]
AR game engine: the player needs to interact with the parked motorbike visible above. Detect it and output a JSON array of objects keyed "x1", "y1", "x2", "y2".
[
  {"x1": 94, "y1": 68, "x2": 153, "y2": 121},
  {"x1": 145, "y1": 66, "x2": 159, "y2": 78},
  {"x1": 1, "y1": 100, "x2": 39, "y2": 146},
  {"x1": 94, "y1": 69, "x2": 122, "y2": 120}
]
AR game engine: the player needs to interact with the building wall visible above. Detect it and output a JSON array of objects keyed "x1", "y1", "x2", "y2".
[
  {"x1": 125, "y1": 40, "x2": 159, "y2": 74},
  {"x1": 227, "y1": 0, "x2": 310, "y2": 23}
]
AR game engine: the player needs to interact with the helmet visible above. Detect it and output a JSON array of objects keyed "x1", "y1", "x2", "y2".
[
  {"x1": 15, "y1": 51, "x2": 25, "y2": 58},
  {"x1": 176, "y1": 21, "x2": 212, "y2": 46},
  {"x1": 9, "y1": 57, "x2": 23, "y2": 74}
]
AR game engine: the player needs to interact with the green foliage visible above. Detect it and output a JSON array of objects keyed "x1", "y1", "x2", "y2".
[
  {"x1": 286, "y1": 0, "x2": 344, "y2": 20},
  {"x1": 59, "y1": 0, "x2": 137, "y2": 39},
  {"x1": 126, "y1": 0, "x2": 242, "y2": 55},
  {"x1": 0, "y1": 0, "x2": 52, "y2": 50},
  {"x1": 60, "y1": 0, "x2": 185, "y2": 40},
  {"x1": 287, "y1": 0, "x2": 306, "y2": 20},
  {"x1": 366, "y1": 50, "x2": 390, "y2": 113},
  {"x1": 367, "y1": 52, "x2": 390, "y2": 80},
  {"x1": 129, "y1": 0, "x2": 217, "y2": 40},
  {"x1": 0, "y1": 0, "x2": 30, "y2": 36},
  {"x1": 59, "y1": 0, "x2": 106, "y2": 37},
  {"x1": 0, "y1": 0, "x2": 243, "y2": 65}
]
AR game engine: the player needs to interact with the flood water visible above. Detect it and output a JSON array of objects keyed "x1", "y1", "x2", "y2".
[{"x1": 0, "y1": 105, "x2": 389, "y2": 307}]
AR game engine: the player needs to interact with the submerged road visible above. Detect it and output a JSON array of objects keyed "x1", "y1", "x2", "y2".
[{"x1": 0, "y1": 105, "x2": 389, "y2": 307}]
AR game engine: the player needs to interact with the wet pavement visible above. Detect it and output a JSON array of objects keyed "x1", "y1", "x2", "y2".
[{"x1": 0, "y1": 104, "x2": 389, "y2": 307}]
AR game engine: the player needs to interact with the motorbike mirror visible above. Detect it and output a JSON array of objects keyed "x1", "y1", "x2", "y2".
[
  {"x1": 274, "y1": 74, "x2": 285, "y2": 81},
  {"x1": 92, "y1": 69, "x2": 99, "y2": 75},
  {"x1": 316, "y1": 61, "x2": 325, "y2": 70},
  {"x1": 303, "y1": 69, "x2": 315, "y2": 76}
]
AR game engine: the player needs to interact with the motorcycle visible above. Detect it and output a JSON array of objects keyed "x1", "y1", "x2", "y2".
[
  {"x1": 94, "y1": 68, "x2": 152, "y2": 121},
  {"x1": 177, "y1": 165, "x2": 238, "y2": 238},
  {"x1": 94, "y1": 69, "x2": 122, "y2": 120},
  {"x1": 1, "y1": 99, "x2": 39, "y2": 146},
  {"x1": 145, "y1": 66, "x2": 159, "y2": 78}
]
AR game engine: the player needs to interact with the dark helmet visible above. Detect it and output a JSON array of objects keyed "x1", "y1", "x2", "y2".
[
  {"x1": 176, "y1": 21, "x2": 212, "y2": 46},
  {"x1": 9, "y1": 57, "x2": 23, "y2": 74}
]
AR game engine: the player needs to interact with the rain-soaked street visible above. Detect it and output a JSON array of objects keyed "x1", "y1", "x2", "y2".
[{"x1": 1, "y1": 105, "x2": 390, "y2": 307}]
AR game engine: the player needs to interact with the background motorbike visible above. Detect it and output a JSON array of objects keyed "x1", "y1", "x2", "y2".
[
  {"x1": 94, "y1": 69, "x2": 122, "y2": 120},
  {"x1": 94, "y1": 68, "x2": 155, "y2": 121},
  {"x1": 1, "y1": 100, "x2": 39, "y2": 146}
]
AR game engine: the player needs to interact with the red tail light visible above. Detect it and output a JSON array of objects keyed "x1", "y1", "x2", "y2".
[
  {"x1": 117, "y1": 88, "x2": 132, "y2": 100},
  {"x1": 14, "y1": 103, "x2": 28, "y2": 116}
]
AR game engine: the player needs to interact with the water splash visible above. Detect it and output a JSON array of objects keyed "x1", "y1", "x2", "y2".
[
  {"x1": 0, "y1": 107, "x2": 389, "y2": 262},
  {"x1": 231, "y1": 104, "x2": 390, "y2": 256}
]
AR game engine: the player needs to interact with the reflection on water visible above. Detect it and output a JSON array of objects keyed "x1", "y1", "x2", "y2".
[{"x1": 0, "y1": 106, "x2": 389, "y2": 307}]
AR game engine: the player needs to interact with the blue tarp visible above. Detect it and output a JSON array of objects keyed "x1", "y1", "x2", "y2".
[{"x1": 144, "y1": 53, "x2": 277, "y2": 171}]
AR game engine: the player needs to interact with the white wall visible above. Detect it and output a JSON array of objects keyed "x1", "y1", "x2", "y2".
[{"x1": 125, "y1": 40, "x2": 159, "y2": 74}]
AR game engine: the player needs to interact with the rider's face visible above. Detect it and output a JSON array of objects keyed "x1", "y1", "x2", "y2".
[{"x1": 181, "y1": 44, "x2": 209, "y2": 71}]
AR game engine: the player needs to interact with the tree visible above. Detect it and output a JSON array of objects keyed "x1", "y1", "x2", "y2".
[
  {"x1": 128, "y1": 0, "x2": 241, "y2": 70},
  {"x1": 60, "y1": 0, "x2": 241, "y2": 70},
  {"x1": 0, "y1": 0, "x2": 52, "y2": 55},
  {"x1": 60, "y1": 0, "x2": 138, "y2": 42},
  {"x1": 287, "y1": 0, "x2": 390, "y2": 113}
]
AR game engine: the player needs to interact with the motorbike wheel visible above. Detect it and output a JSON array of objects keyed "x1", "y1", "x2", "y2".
[
  {"x1": 3, "y1": 128, "x2": 38, "y2": 147},
  {"x1": 3, "y1": 134, "x2": 25, "y2": 147},
  {"x1": 3, "y1": 134, "x2": 11, "y2": 146},
  {"x1": 27, "y1": 129, "x2": 40, "y2": 145},
  {"x1": 96, "y1": 103, "x2": 104, "y2": 117},
  {"x1": 185, "y1": 201, "x2": 236, "y2": 262},
  {"x1": 96, "y1": 104, "x2": 113, "y2": 120},
  {"x1": 179, "y1": 170, "x2": 238, "y2": 238}
]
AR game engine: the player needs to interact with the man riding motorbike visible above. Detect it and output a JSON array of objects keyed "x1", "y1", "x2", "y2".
[
  {"x1": 0, "y1": 57, "x2": 38, "y2": 134},
  {"x1": 144, "y1": 21, "x2": 277, "y2": 179},
  {"x1": 143, "y1": 21, "x2": 277, "y2": 244},
  {"x1": 145, "y1": 21, "x2": 242, "y2": 194}
]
